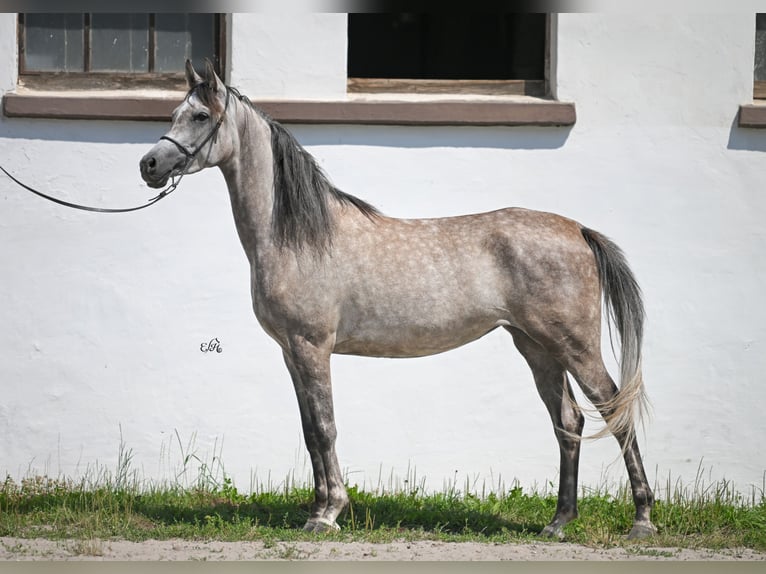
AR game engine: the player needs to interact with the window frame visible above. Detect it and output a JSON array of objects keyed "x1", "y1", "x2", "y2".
[
  {"x1": 754, "y1": 13, "x2": 766, "y2": 100},
  {"x1": 16, "y1": 13, "x2": 227, "y2": 92},
  {"x1": 740, "y1": 13, "x2": 766, "y2": 128},
  {"x1": 346, "y1": 13, "x2": 551, "y2": 98}
]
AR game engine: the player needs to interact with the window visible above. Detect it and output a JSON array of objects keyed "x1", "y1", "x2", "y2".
[
  {"x1": 740, "y1": 13, "x2": 766, "y2": 127},
  {"x1": 755, "y1": 13, "x2": 766, "y2": 99},
  {"x1": 347, "y1": 14, "x2": 548, "y2": 96},
  {"x1": 17, "y1": 13, "x2": 224, "y2": 90}
]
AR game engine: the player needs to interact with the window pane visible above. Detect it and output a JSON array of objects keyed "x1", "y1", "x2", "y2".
[
  {"x1": 90, "y1": 13, "x2": 149, "y2": 72},
  {"x1": 20, "y1": 13, "x2": 220, "y2": 78},
  {"x1": 348, "y1": 14, "x2": 424, "y2": 78},
  {"x1": 24, "y1": 14, "x2": 84, "y2": 72},
  {"x1": 155, "y1": 14, "x2": 188, "y2": 73},
  {"x1": 348, "y1": 14, "x2": 545, "y2": 80},
  {"x1": 756, "y1": 14, "x2": 766, "y2": 81},
  {"x1": 155, "y1": 14, "x2": 216, "y2": 73}
]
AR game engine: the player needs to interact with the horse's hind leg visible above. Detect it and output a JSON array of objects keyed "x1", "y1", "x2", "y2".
[
  {"x1": 282, "y1": 337, "x2": 349, "y2": 533},
  {"x1": 508, "y1": 327, "x2": 585, "y2": 539},
  {"x1": 561, "y1": 348, "x2": 657, "y2": 539}
]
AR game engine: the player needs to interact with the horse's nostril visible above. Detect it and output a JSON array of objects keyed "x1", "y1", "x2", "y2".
[{"x1": 141, "y1": 156, "x2": 157, "y2": 174}]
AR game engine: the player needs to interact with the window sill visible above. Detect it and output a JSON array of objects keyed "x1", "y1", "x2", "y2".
[
  {"x1": 3, "y1": 89, "x2": 576, "y2": 127},
  {"x1": 3, "y1": 89, "x2": 186, "y2": 121},
  {"x1": 739, "y1": 102, "x2": 766, "y2": 128}
]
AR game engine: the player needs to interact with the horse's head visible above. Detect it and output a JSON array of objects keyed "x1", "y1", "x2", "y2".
[{"x1": 140, "y1": 60, "x2": 231, "y2": 189}]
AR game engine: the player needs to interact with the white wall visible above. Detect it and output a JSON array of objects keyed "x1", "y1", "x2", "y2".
[
  {"x1": 230, "y1": 14, "x2": 348, "y2": 99},
  {"x1": 1, "y1": 12, "x2": 765, "y2": 498}
]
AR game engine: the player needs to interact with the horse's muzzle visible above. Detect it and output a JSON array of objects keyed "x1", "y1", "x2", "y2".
[
  {"x1": 139, "y1": 156, "x2": 165, "y2": 189},
  {"x1": 140, "y1": 147, "x2": 184, "y2": 189}
]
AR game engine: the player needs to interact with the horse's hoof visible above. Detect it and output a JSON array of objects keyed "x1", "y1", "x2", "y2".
[
  {"x1": 539, "y1": 524, "x2": 565, "y2": 540},
  {"x1": 627, "y1": 521, "x2": 658, "y2": 540},
  {"x1": 302, "y1": 520, "x2": 318, "y2": 532},
  {"x1": 304, "y1": 517, "x2": 340, "y2": 533}
]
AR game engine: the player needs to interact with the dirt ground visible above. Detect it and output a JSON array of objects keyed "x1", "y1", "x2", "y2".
[{"x1": 1, "y1": 536, "x2": 764, "y2": 561}]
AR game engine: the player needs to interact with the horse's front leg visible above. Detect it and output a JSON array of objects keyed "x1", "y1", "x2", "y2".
[{"x1": 282, "y1": 335, "x2": 348, "y2": 533}]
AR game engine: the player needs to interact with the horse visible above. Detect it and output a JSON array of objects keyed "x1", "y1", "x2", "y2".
[{"x1": 140, "y1": 60, "x2": 657, "y2": 540}]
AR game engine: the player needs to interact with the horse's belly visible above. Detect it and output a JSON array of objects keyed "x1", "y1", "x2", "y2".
[
  {"x1": 332, "y1": 258, "x2": 512, "y2": 357},
  {"x1": 333, "y1": 314, "x2": 508, "y2": 358}
]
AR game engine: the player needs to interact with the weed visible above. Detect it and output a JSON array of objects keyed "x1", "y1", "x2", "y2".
[
  {"x1": 66, "y1": 538, "x2": 105, "y2": 557},
  {"x1": 626, "y1": 547, "x2": 678, "y2": 558},
  {"x1": 275, "y1": 543, "x2": 311, "y2": 560}
]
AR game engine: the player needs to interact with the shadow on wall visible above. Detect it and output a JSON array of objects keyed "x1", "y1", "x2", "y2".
[
  {"x1": 0, "y1": 115, "x2": 170, "y2": 145},
  {"x1": 727, "y1": 111, "x2": 766, "y2": 152},
  {"x1": 293, "y1": 124, "x2": 573, "y2": 151},
  {"x1": 1, "y1": 116, "x2": 574, "y2": 152}
]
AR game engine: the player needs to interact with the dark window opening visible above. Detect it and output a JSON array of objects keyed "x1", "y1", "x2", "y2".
[{"x1": 348, "y1": 13, "x2": 546, "y2": 82}]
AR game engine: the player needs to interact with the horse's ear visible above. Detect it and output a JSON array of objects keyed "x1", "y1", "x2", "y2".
[
  {"x1": 185, "y1": 59, "x2": 203, "y2": 88},
  {"x1": 203, "y1": 58, "x2": 222, "y2": 92}
]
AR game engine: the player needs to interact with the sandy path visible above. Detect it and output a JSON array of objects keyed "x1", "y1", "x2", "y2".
[{"x1": 1, "y1": 536, "x2": 764, "y2": 561}]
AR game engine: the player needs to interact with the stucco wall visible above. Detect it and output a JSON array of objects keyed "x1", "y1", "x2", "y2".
[{"x1": 1, "y1": 12, "x2": 764, "y2": 497}]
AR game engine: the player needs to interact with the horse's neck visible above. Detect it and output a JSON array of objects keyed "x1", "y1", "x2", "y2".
[{"x1": 219, "y1": 119, "x2": 276, "y2": 262}]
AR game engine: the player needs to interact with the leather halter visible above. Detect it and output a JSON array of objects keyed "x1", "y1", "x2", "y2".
[{"x1": 160, "y1": 85, "x2": 230, "y2": 168}]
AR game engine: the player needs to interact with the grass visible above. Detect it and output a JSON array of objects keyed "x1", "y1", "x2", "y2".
[{"x1": 0, "y1": 444, "x2": 764, "y2": 553}]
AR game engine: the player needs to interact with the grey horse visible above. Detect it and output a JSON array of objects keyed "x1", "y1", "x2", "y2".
[{"x1": 140, "y1": 61, "x2": 657, "y2": 540}]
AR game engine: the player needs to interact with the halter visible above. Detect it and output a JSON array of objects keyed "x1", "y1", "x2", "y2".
[
  {"x1": 0, "y1": 86, "x2": 230, "y2": 214},
  {"x1": 159, "y1": 85, "x2": 230, "y2": 172}
]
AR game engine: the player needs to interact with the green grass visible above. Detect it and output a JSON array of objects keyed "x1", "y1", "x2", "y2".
[
  {"x1": 0, "y1": 436, "x2": 763, "y2": 551},
  {"x1": 1, "y1": 464, "x2": 764, "y2": 552}
]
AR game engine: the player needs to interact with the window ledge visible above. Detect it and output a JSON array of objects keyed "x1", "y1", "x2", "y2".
[
  {"x1": 739, "y1": 102, "x2": 766, "y2": 128},
  {"x1": 3, "y1": 89, "x2": 186, "y2": 121},
  {"x1": 3, "y1": 89, "x2": 576, "y2": 127}
]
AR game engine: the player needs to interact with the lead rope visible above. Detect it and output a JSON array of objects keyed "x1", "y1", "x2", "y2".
[{"x1": 0, "y1": 164, "x2": 182, "y2": 214}]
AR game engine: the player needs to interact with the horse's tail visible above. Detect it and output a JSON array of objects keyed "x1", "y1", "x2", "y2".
[{"x1": 581, "y1": 227, "x2": 649, "y2": 446}]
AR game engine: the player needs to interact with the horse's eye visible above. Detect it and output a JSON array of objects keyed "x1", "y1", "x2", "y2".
[{"x1": 194, "y1": 112, "x2": 210, "y2": 122}]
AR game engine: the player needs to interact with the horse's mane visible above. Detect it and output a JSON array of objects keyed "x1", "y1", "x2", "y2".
[
  {"x1": 195, "y1": 82, "x2": 380, "y2": 251},
  {"x1": 266, "y1": 114, "x2": 381, "y2": 252}
]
